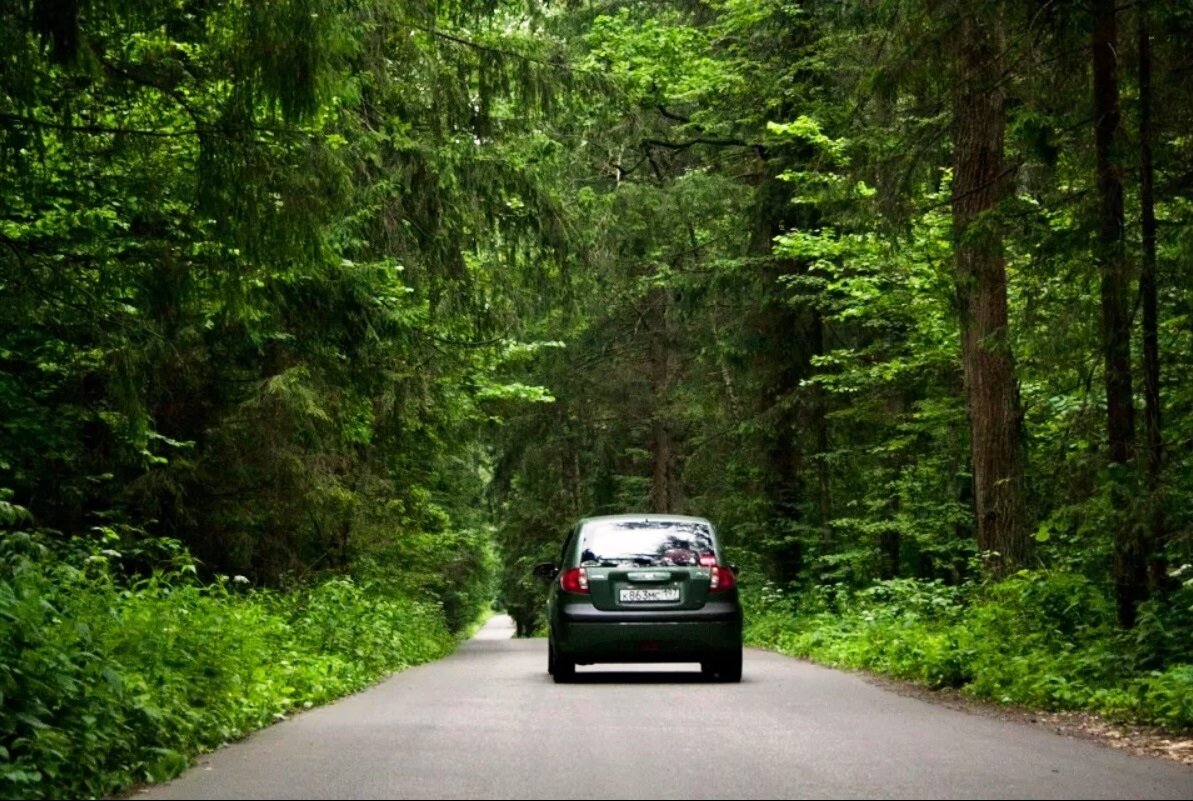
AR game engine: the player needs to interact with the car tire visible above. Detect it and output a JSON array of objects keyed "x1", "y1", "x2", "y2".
[
  {"x1": 703, "y1": 649, "x2": 742, "y2": 683},
  {"x1": 552, "y1": 650, "x2": 576, "y2": 683}
]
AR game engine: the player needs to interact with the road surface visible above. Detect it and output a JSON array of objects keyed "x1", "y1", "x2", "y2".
[{"x1": 138, "y1": 615, "x2": 1193, "y2": 799}]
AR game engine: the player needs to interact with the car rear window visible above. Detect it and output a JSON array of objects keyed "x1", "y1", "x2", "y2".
[{"x1": 577, "y1": 519, "x2": 715, "y2": 566}]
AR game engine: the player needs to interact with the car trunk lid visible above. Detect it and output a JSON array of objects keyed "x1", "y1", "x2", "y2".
[{"x1": 587, "y1": 566, "x2": 712, "y2": 611}]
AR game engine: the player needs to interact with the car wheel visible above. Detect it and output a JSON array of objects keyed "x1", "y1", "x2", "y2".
[
  {"x1": 552, "y1": 651, "x2": 576, "y2": 683},
  {"x1": 547, "y1": 639, "x2": 556, "y2": 675},
  {"x1": 717, "y1": 648, "x2": 743, "y2": 683},
  {"x1": 703, "y1": 649, "x2": 742, "y2": 683}
]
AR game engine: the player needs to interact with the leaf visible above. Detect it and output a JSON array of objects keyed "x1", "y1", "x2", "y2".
[{"x1": 16, "y1": 713, "x2": 49, "y2": 730}]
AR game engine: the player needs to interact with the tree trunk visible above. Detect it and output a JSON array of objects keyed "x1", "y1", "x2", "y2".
[
  {"x1": 710, "y1": 308, "x2": 743, "y2": 423},
  {"x1": 811, "y1": 309, "x2": 832, "y2": 550},
  {"x1": 746, "y1": 166, "x2": 817, "y2": 583},
  {"x1": 1094, "y1": 0, "x2": 1135, "y2": 470},
  {"x1": 648, "y1": 285, "x2": 680, "y2": 513},
  {"x1": 565, "y1": 433, "x2": 585, "y2": 518},
  {"x1": 879, "y1": 527, "x2": 901, "y2": 580},
  {"x1": 951, "y1": 10, "x2": 1029, "y2": 576},
  {"x1": 1093, "y1": 0, "x2": 1146, "y2": 626},
  {"x1": 1137, "y1": 0, "x2": 1167, "y2": 593}
]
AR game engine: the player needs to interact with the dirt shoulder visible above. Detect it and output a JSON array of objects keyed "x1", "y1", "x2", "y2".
[{"x1": 860, "y1": 672, "x2": 1193, "y2": 767}]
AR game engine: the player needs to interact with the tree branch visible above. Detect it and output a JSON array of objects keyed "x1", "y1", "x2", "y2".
[
  {"x1": 406, "y1": 22, "x2": 600, "y2": 78},
  {"x1": 0, "y1": 112, "x2": 312, "y2": 139},
  {"x1": 643, "y1": 137, "x2": 751, "y2": 151},
  {"x1": 655, "y1": 104, "x2": 691, "y2": 123}
]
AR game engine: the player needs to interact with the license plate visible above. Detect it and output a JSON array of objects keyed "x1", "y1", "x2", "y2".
[{"x1": 619, "y1": 588, "x2": 680, "y2": 603}]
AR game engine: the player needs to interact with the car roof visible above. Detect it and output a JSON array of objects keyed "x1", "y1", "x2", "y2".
[{"x1": 578, "y1": 513, "x2": 713, "y2": 526}]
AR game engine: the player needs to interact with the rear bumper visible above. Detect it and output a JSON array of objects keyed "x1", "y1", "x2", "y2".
[
  {"x1": 561, "y1": 601, "x2": 741, "y2": 624},
  {"x1": 553, "y1": 602, "x2": 742, "y2": 663}
]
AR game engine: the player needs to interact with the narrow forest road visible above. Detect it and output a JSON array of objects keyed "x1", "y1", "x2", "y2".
[{"x1": 138, "y1": 616, "x2": 1192, "y2": 800}]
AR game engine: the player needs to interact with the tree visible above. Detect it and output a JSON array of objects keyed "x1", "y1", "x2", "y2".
[
  {"x1": 950, "y1": 2, "x2": 1029, "y2": 574},
  {"x1": 1092, "y1": 0, "x2": 1147, "y2": 626}
]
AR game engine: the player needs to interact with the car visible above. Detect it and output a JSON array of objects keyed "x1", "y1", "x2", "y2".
[{"x1": 534, "y1": 513, "x2": 743, "y2": 683}]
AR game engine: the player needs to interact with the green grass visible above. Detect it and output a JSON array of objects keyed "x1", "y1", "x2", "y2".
[
  {"x1": 743, "y1": 571, "x2": 1193, "y2": 731},
  {"x1": 0, "y1": 532, "x2": 463, "y2": 800}
]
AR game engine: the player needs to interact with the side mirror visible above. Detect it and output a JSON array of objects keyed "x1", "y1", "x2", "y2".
[
  {"x1": 532, "y1": 563, "x2": 558, "y2": 581},
  {"x1": 729, "y1": 564, "x2": 739, "y2": 575}
]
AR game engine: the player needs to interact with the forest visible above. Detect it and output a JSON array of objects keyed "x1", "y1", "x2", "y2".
[{"x1": 2, "y1": 1, "x2": 1192, "y2": 797}]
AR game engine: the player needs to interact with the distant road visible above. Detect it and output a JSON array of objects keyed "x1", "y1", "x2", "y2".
[{"x1": 139, "y1": 615, "x2": 1193, "y2": 799}]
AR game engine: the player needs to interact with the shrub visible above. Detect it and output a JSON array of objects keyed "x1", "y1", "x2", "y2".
[
  {"x1": 743, "y1": 571, "x2": 1193, "y2": 730},
  {"x1": 0, "y1": 531, "x2": 457, "y2": 800}
]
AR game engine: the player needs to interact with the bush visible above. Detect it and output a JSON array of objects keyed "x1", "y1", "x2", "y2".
[
  {"x1": 352, "y1": 527, "x2": 497, "y2": 635},
  {"x1": 0, "y1": 531, "x2": 457, "y2": 800},
  {"x1": 744, "y1": 571, "x2": 1193, "y2": 730}
]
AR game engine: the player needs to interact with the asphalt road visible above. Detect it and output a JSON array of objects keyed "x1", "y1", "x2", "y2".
[{"x1": 138, "y1": 615, "x2": 1193, "y2": 800}]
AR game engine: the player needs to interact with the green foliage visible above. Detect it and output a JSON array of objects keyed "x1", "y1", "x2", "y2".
[
  {"x1": 353, "y1": 525, "x2": 498, "y2": 635},
  {"x1": 489, "y1": 3, "x2": 1193, "y2": 718},
  {"x1": 745, "y1": 571, "x2": 1193, "y2": 729},
  {"x1": 0, "y1": 530, "x2": 456, "y2": 800},
  {"x1": 0, "y1": 0, "x2": 573, "y2": 587}
]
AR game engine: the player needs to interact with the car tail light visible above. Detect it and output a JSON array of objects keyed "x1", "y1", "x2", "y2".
[
  {"x1": 559, "y1": 567, "x2": 589, "y2": 594},
  {"x1": 709, "y1": 565, "x2": 736, "y2": 592}
]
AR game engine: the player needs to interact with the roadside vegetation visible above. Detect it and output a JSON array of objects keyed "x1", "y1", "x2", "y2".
[
  {"x1": 742, "y1": 571, "x2": 1193, "y2": 730},
  {"x1": 0, "y1": 517, "x2": 486, "y2": 800}
]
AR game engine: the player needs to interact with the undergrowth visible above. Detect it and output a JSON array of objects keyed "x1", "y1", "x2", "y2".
[
  {"x1": 0, "y1": 529, "x2": 459, "y2": 800},
  {"x1": 743, "y1": 571, "x2": 1193, "y2": 731}
]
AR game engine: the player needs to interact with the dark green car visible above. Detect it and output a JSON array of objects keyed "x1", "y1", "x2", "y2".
[{"x1": 535, "y1": 514, "x2": 743, "y2": 683}]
